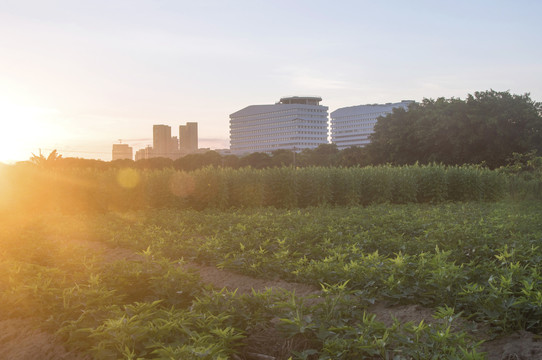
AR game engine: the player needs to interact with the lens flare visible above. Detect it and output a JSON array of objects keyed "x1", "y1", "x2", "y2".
[{"x1": 117, "y1": 168, "x2": 140, "y2": 189}]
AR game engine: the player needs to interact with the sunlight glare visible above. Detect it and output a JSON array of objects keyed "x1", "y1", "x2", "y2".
[
  {"x1": 0, "y1": 98, "x2": 60, "y2": 163},
  {"x1": 117, "y1": 168, "x2": 140, "y2": 189}
]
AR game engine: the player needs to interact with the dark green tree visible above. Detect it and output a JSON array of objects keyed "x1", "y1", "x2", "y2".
[
  {"x1": 238, "y1": 152, "x2": 272, "y2": 169},
  {"x1": 221, "y1": 155, "x2": 240, "y2": 168},
  {"x1": 54, "y1": 157, "x2": 109, "y2": 169},
  {"x1": 109, "y1": 159, "x2": 135, "y2": 168},
  {"x1": 30, "y1": 149, "x2": 62, "y2": 167},
  {"x1": 367, "y1": 90, "x2": 542, "y2": 168},
  {"x1": 135, "y1": 157, "x2": 174, "y2": 169},
  {"x1": 173, "y1": 151, "x2": 222, "y2": 171},
  {"x1": 298, "y1": 143, "x2": 339, "y2": 167},
  {"x1": 336, "y1": 146, "x2": 367, "y2": 167},
  {"x1": 270, "y1": 149, "x2": 295, "y2": 167}
]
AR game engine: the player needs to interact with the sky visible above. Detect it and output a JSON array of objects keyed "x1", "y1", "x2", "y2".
[{"x1": 1, "y1": 0, "x2": 541, "y2": 163}]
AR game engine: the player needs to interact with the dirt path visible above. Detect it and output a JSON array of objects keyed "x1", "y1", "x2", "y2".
[
  {"x1": 186, "y1": 263, "x2": 320, "y2": 297},
  {"x1": 0, "y1": 319, "x2": 90, "y2": 360}
]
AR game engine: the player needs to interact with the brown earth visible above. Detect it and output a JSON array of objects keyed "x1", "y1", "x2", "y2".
[
  {"x1": 0, "y1": 319, "x2": 90, "y2": 360},
  {"x1": 185, "y1": 262, "x2": 320, "y2": 297},
  {"x1": 2, "y1": 239, "x2": 541, "y2": 360},
  {"x1": 482, "y1": 331, "x2": 542, "y2": 360},
  {"x1": 368, "y1": 303, "x2": 542, "y2": 360}
]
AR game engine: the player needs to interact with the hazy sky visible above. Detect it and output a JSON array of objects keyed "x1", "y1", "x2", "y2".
[{"x1": 1, "y1": 0, "x2": 541, "y2": 162}]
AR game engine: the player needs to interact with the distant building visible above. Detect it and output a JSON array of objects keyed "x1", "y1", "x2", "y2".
[
  {"x1": 150, "y1": 124, "x2": 182, "y2": 159},
  {"x1": 229, "y1": 96, "x2": 329, "y2": 154},
  {"x1": 153, "y1": 125, "x2": 173, "y2": 158},
  {"x1": 179, "y1": 122, "x2": 198, "y2": 153},
  {"x1": 330, "y1": 100, "x2": 414, "y2": 149},
  {"x1": 112, "y1": 143, "x2": 133, "y2": 160},
  {"x1": 170, "y1": 136, "x2": 180, "y2": 154},
  {"x1": 135, "y1": 146, "x2": 153, "y2": 161}
]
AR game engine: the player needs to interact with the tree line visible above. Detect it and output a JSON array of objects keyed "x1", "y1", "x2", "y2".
[
  {"x1": 367, "y1": 90, "x2": 542, "y2": 168},
  {"x1": 22, "y1": 144, "x2": 359, "y2": 171},
  {"x1": 17, "y1": 90, "x2": 542, "y2": 171}
]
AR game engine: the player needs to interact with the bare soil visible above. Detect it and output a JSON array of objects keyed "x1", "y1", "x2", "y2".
[
  {"x1": 481, "y1": 331, "x2": 542, "y2": 360},
  {"x1": 0, "y1": 319, "x2": 90, "y2": 360},
  {"x1": 2, "y1": 239, "x2": 541, "y2": 360},
  {"x1": 185, "y1": 262, "x2": 320, "y2": 297}
]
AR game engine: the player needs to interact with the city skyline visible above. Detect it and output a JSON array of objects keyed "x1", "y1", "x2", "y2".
[
  {"x1": 1, "y1": 0, "x2": 542, "y2": 163},
  {"x1": 133, "y1": 122, "x2": 199, "y2": 160}
]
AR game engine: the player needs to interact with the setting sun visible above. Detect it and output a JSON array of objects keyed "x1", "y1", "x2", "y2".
[{"x1": 0, "y1": 98, "x2": 60, "y2": 163}]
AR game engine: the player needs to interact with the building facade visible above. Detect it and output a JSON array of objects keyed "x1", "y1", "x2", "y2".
[
  {"x1": 151, "y1": 124, "x2": 183, "y2": 159},
  {"x1": 112, "y1": 143, "x2": 133, "y2": 160},
  {"x1": 330, "y1": 100, "x2": 413, "y2": 149},
  {"x1": 179, "y1": 122, "x2": 198, "y2": 153},
  {"x1": 134, "y1": 146, "x2": 153, "y2": 161},
  {"x1": 153, "y1": 125, "x2": 173, "y2": 158},
  {"x1": 229, "y1": 96, "x2": 328, "y2": 154}
]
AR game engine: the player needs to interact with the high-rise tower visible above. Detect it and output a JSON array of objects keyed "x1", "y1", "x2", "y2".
[
  {"x1": 179, "y1": 122, "x2": 198, "y2": 153},
  {"x1": 153, "y1": 124, "x2": 175, "y2": 158}
]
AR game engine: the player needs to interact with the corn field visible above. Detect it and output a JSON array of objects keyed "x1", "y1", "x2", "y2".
[{"x1": 1, "y1": 163, "x2": 538, "y2": 213}]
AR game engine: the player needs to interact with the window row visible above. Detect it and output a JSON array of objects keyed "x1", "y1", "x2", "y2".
[
  {"x1": 231, "y1": 119, "x2": 328, "y2": 130},
  {"x1": 231, "y1": 108, "x2": 327, "y2": 121},
  {"x1": 232, "y1": 126, "x2": 327, "y2": 137},
  {"x1": 331, "y1": 123, "x2": 376, "y2": 132},
  {"x1": 232, "y1": 137, "x2": 327, "y2": 145},
  {"x1": 332, "y1": 110, "x2": 392, "y2": 121},
  {"x1": 232, "y1": 131, "x2": 327, "y2": 141},
  {"x1": 331, "y1": 118, "x2": 379, "y2": 126},
  {"x1": 231, "y1": 115, "x2": 328, "y2": 126},
  {"x1": 233, "y1": 143, "x2": 323, "y2": 151}
]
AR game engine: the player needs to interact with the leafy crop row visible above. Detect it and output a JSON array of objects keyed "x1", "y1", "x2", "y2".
[
  {"x1": 2, "y1": 200, "x2": 541, "y2": 358},
  {"x1": 78, "y1": 201, "x2": 542, "y2": 335}
]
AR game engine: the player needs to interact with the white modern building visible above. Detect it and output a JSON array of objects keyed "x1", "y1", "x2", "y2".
[
  {"x1": 229, "y1": 96, "x2": 329, "y2": 154},
  {"x1": 330, "y1": 100, "x2": 414, "y2": 149}
]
